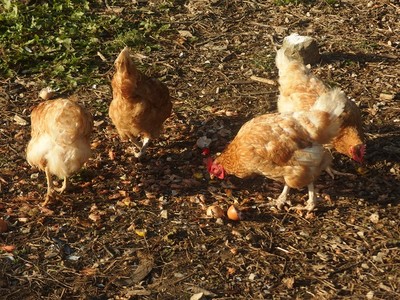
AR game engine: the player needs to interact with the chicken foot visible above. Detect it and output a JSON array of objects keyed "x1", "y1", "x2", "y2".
[
  {"x1": 326, "y1": 166, "x2": 356, "y2": 179},
  {"x1": 289, "y1": 183, "x2": 317, "y2": 212},
  {"x1": 130, "y1": 137, "x2": 150, "y2": 158},
  {"x1": 53, "y1": 176, "x2": 68, "y2": 193},
  {"x1": 273, "y1": 184, "x2": 292, "y2": 209},
  {"x1": 43, "y1": 167, "x2": 68, "y2": 206}
]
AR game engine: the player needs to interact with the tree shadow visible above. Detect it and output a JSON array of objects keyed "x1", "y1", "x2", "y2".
[
  {"x1": 320, "y1": 51, "x2": 399, "y2": 65},
  {"x1": 365, "y1": 123, "x2": 400, "y2": 164}
]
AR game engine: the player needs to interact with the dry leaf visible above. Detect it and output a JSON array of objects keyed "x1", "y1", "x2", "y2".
[
  {"x1": 193, "y1": 172, "x2": 203, "y2": 179},
  {"x1": 282, "y1": 277, "x2": 295, "y2": 289},
  {"x1": 13, "y1": 114, "x2": 28, "y2": 126},
  {"x1": 135, "y1": 229, "x2": 147, "y2": 237},
  {"x1": 0, "y1": 219, "x2": 8, "y2": 233},
  {"x1": 1, "y1": 245, "x2": 16, "y2": 252},
  {"x1": 369, "y1": 213, "x2": 379, "y2": 224},
  {"x1": 88, "y1": 213, "x2": 101, "y2": 222},
  {"x1": 81, "y1": 267, "x2": 97, "y2": 276},
  {"x1": 190, "y1": 293, "x2": 204, "y2": 300},
  {"x1": 178, "y1": 30, "x2": 194, "y2": 38},
  {"x1": 108, "y1": 149, "x2": 116, "y2": 160}
]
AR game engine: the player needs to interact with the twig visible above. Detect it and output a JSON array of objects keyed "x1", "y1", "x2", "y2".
[{"x1": 250, "y1": 75, "x2": 276, "y2": 85}]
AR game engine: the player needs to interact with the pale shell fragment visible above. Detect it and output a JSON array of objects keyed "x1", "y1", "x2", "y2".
[{"x1": 206, "y1": 205, "x2": 224, "y2": 218}]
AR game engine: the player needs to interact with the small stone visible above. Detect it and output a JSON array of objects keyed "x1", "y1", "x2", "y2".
[{"x1": 369, "y1": 213, "x2": 379, "y2": 224}]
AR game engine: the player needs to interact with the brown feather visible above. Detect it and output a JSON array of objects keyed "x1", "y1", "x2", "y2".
[
  {"x1": 276, "y1": 48, "x2": 365, "y2": 160},
  {"x1": 109, "y1": 47, "x2": 172, "y2": 142}
]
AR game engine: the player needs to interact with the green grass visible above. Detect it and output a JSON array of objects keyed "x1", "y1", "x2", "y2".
[
  {"x1": 0, "y1": 0, "x2": 171, "y2": 91},
  {"x1": 250, "y1": 52, "x2": 276, "y2": 72}
]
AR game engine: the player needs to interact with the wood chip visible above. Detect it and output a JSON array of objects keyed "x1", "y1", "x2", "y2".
[
  {"x1": 115, "y1": 253, "x2": 154, "y2": 286},
  {"x1": 13, "y1": 114, "x2": 28, "y2": 126},
  {"x1": 379, "y1": 93, "x2": 395, "y2": 101},
  {"x1": 250, "y1": 75, "x2": 276, "y2": 85}
]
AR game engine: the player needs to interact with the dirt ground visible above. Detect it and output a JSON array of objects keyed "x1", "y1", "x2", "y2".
[{"x1": 1, "y1": 1, "x2": 400, "y2": 299}]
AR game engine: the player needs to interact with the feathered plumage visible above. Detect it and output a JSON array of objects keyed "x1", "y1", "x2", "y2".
[
  {"x1": 26, "y1": 97, "x2": 93, "y2": 205},
  {"x1": 276, "y1": 47, "x2": 365, "y2": 166},
  {"x1": 109, "y1": 47, "x2": 172, "y2": 158},
  {"x1": 207, "y1": 90, "x2": 346, "y2": 211}
]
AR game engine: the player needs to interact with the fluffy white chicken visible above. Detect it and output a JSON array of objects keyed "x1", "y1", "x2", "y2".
[{"x1": 26, "y1": 95, "x2": 93, "y2": 205}]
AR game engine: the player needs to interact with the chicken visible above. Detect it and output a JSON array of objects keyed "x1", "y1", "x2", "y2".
[
  {"x1": 109, "y1": 47, "x2": 172, "y2": 158},
  {"x1": 276, "y1": 47, "x2": 365, "y2": 169},
  {"x1": 206, "y1": 89, "x2": 346, "y2": 211},
  {"x1": 26, "y1": 96, "x2": 93, "y2": 205}
]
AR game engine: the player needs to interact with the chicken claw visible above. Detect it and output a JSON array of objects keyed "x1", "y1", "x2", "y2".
[
  {"x1": 273, "y1": 185, "x2": 292, "y2": 210},
  {"x1": 288, "y1": 183, "x2": 317, "y2": 212},
  {"x1": 326, "y1": 166, "x2": 356, "y2": 179},
  {"x1": 53, "y1": 177, "x2": 68, "y2": 193}
]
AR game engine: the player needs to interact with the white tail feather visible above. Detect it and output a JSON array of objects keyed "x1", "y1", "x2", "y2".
[{"x1": 311, "y1": 88, "x2": 346, "y2": 118}]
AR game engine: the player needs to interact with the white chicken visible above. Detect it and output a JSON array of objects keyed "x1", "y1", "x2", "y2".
[{"x1": 26, "y1": 95, "x2": 93, "y2": 205}]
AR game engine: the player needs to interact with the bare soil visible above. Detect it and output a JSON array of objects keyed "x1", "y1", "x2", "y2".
[{"x1": 1, "y1": 1, "x2": 399, "y2": 299}]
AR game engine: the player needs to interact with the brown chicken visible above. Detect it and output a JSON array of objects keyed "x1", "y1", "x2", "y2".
[
  {"x1": 276, "y1": 48, "x2": 365, "y2": 168},
  {"x1": 206, "y1": 89, "x2": 346, "y2": 211},
  {"x1": 109, "y1": 47, "x2": 172, "y2": 158},
  {"x1": 26, "y1": 96, "x2": 93, "y2": 205}
]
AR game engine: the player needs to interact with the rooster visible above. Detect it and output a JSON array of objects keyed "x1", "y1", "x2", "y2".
[
  {"x1": 109, "y1": 47, "x2": 172, "y2": 158},
  {"x1": 276, "y1": 47, "x2": 365, "y2": 174},
  {"x1": 206, "y1": 89, "x2": 346, "y2": 211},
  {"x1": 26, "y1": 94, "x2": 93, "y2": 205}
]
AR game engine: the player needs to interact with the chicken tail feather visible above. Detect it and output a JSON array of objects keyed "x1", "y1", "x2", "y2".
[
  {"x1": 311, "y1": 88, "x2": 346, "y2": 118},
  {"x1": 293, "y1": 88, "x2": 346, "y2": 144}
]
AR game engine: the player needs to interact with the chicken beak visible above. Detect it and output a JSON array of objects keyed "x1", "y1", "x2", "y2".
[{"x1": 209, "y1": 174, "x2": 215, "y2": 180}]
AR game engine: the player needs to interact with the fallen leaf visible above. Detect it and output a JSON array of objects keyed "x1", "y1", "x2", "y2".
[
  {"x1": 0, "y1": 219, "x2": 8, "y2": 233},
  {"x1": 80, "y1": 267, "x2": 98, "y2": 276},
  {"x1": 88, "y1": 213, "x2": 101, "y2": 222},
  {"x1": 178, "y1": 30, "x2": 194, "y2": 38},
  {"x1": 369, "y1": 213, "x2": 379, "y2": 224},
  {"x1": 13, "y1": 114, "x2": 28, "y2": 126},
  {"x1": 193, "y1": 172, "x2": 203, "y2": 179},
  {"x1": 1, "y1": 245, "x2": 16, "y2": 252},
  {"x1": 190, "y1": 293, "x2": 204, "y2": 300},
  {"x1": 115, "y1": 253, "x2": 154, "y2": 286},
  {"x1": 135, "y1": 229, "x2": 147, "y2": 237},
  {"x1": 282, "y1": 277, "x2": 295, "y2": 289}
]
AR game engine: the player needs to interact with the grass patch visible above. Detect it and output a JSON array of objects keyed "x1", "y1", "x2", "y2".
[
  {"x1": 0, "y1": 0, "x2": 171, "y2": 91},
  {"x1": 250, "y1": 52, "x2": 276, "y2": 73}
]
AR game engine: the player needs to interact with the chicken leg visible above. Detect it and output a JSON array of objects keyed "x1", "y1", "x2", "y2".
[
  {"x1": 43, "y1": 167, "x2": 69, "y2": 206},
  {"x1": 289, "y1": 183, "x2": 317, "y2": 212},
  {"x1": 274, "y1": 184, "x2": 292, "y2": 209},
  {"x1": 53, "y1": 176, "x2": 68, "y2": 193},
  {"x1": 43, "y1": 166, "x2": 55, "y2": 206},
  {"x1": 130, "y1": 136, "x2": 150, "y2": 158}
]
